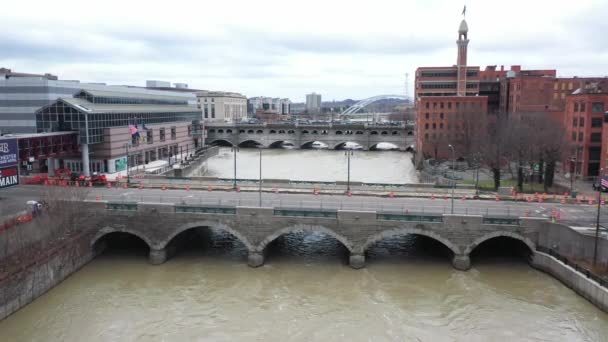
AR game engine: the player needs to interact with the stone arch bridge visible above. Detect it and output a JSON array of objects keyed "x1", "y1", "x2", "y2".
[
  {"x1": 87, "y1": 201, "x2": 546, "y2": 270},
  {"x1": 205, "y1": 123, "x2": 415, "y2": 151}
]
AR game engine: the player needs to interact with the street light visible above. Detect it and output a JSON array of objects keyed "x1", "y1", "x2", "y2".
[
  {"x1": 345, "y1": 149, "x2": 354, "y2": 192},
  {"x1": 123, "y1": 143, "x2": 131, "y2": 185},
  {"x1": 569, "y1": 157, "x2": 576, "y2": 196},
  {"x1": 258, "y1": 147, "x2": 263, "y2": 207},
  {"x1": 448, "y1": 144, "x2": 455, "y2": 214},
  {"x1": 594, "y1": 168, "x2": 604, "y2": 266},
  {"x1": 231, "y1": 145, "x2": 239, "y2": 189}
]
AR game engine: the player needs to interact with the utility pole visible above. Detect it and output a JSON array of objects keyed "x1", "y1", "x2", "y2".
[
  {"x1": 345, "y1": 149, "x2": 354, "y2": 192},
  {"x1": 232, "y1": 145, "x2": 239, "y2": 189},
  {"x1": 594, "y1": 168, "x2": 603, "y2": 266},
  {"x1": 123, "y1": 143, "x2": 130, "y2": 185},
  {"x1": 258, "y1": 147, "x2": 262, "y2": 207}
]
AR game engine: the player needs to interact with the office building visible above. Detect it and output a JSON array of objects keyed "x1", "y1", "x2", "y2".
[
  {"x1": 197, "y1": 91, "x2": 247, "y2": 123},
  {"x1": 306, "y1": 93, "x2": 322, "y2": 113}
]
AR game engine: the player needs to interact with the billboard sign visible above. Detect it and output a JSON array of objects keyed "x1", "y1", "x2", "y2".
[
  {"x1": 0, "y1": 166, "x2": 19, "y2": 189},
  {"x1": 0, "y1": 138, "x2": 18, "y2": 168}
]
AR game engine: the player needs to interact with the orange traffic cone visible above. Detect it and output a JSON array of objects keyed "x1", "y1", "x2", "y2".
[
  {"x1": 186, "y1": 185, "x2": 191, "y2": 191},
  {"x1": 208, "y1": 185, "x2": 212, "y2": 192},
  {"x1": 139, "y1": 183, "x2": 143, "y2": 190},
  {"x1": 161, "y1": 184, "x2": 166, "y2": 191}
]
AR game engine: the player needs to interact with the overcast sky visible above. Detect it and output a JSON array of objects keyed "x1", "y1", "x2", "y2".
[{"x1": 2, "y1": 0, "x2": 607, "y2": 102}]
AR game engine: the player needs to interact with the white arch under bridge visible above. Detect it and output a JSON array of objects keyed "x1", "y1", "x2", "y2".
[{"x1": 340, "y1": 95, "x2": 410, "y2": 116}]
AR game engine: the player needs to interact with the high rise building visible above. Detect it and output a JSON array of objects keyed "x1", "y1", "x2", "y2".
[{"x1": 306, "y1": 93, "x2": 322, "y2": 113}]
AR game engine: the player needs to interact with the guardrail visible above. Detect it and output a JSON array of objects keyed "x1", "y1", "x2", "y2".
[
  {"x1": 536, "y1": 245, "x2": 608, "y2": 288},
  {"x1": 175, "y1": 205, "x2": 236, "y2": 215},
  {"x1": 274, "y1": 208, "x2": 338, "y2": 218},
  {"x1": 377, "y1": 212, "x2": 443, "y2": 223},
  {"x1": 483, "y1": 217, "x2": 520, "y2": 225},
  {"x1": 106, "y1": 202, "x2": 138, "y2": 211}
]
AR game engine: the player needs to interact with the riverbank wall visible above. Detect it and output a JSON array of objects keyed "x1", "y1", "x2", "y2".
[
  {"x1": 0, "y1": 223, "x2": 95, "y2": 321},
  {"x1": 169, "y1": 146, "x2": 220, "y2": 178},
  {"x1": 531, "y1": 251, "x2": 608, "y2": 312}
]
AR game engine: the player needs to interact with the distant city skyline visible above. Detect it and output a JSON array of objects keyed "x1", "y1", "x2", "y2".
[{"x1": 1, "y1": 0, "x2": 607, "y2": 102}]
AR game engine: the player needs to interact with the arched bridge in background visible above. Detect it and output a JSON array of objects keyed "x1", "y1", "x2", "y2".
[
  {"x1": 205, "y1": 122, "x2": 415, "y2": 151},
  {"x1": 340, "y1": 95, "x2": 410, "y2": 116}
]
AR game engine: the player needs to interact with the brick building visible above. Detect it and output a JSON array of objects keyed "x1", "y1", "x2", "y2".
[{"x1": 563, "y1": 81, "x2": 608, "y2": 178}]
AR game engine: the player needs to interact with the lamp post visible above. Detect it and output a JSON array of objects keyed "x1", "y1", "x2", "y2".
[
  {"x1": 594, "y1": 168, "x2": 603, "y2": 266},
  {"x1": 123, "y1": 143, "x2": 131, "y2": 185},
  {"x1": 569, "y1": 157, "x2": 576, "y2": 196},
  {"x1": 231, "y1": 145, "x2": 239, "y2": 190},
  {"x1": 448, "y1": 144, "x2": 455, "y2": 214},
  {"x1": 258, "y1": 147, "x2": 262, "y2": 207},
  {"x1": 345, "y1": 149, "x2": 354, "y2": 192}
]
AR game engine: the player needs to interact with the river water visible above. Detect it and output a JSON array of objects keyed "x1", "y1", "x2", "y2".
[
  {"x1": 1, "y1": 230, "x2": 607, "y2": 342},
  {"x1": 199, "y1": 148, "x2": 418, "y2": 184}
]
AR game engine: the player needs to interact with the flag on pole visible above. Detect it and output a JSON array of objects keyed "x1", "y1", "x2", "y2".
[{"x1": 462, "y1": 5, "x2": 466, "y2": 16}]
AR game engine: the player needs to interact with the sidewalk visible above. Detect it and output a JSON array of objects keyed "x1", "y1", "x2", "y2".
[{"x1": 554, "y1": 174, "x2": 596, "y2": 197}]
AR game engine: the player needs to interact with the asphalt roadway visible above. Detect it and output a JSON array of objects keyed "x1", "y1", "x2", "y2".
[{"x1": 2, "y1": 185, "x2": 607, "y2": 235}]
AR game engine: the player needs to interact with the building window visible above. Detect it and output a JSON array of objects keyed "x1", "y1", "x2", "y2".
[
  {"x1": 425, "y1": 102, "x2": 429, "y2": 109},
  {"x1": 147, "y1": 129, "x2": 153, "y2": 144},
  {"x1": 554, "y1": 83, "x2": 558, "y2": 90},
  {"x1": 448, "y1": 102, "x2": 452, "y2": 109},
  {"x1": 592, "y1": 118, "x2": 603, "y2": 128},
  {"x1": 578, "y1": 132, "x2": 583, "y2": 141},
  {"x1": 211, "y1": 104, "x2": 216, "y2": 118},
  {"x1": 425, "y1": 112, "x2": 429, "y2": 119},
  {"x1": 425, "y1": 123, "x2": 429, "y2": 129},
  {"x1": 171, "y1": 127, "x2": 176, "y2": 140},
  {"x1": 440, "y1": 102, "x2": 444, "y2": 109},
  {"x1": 188, "y1": 125, "x2": 192, "y2": 137},
  {"x1": 440, "y1": 123, "x2": 444, "y2": 129},
  {"x1": 440, "y1": 113, "x2": 444, "y2": 119},
  {"x1": 204, "y1": 106, "x2": 209, "y2": 118},
  {"x1": 574, "y1": 102, "x2": 579, "y2": 112},
  {"x1": 561, "y1": 93, "x2": 565, "y2": 99},
  {"x1": 581, "y1": 103, "x2": 586, "y2": 112},
  {"x1": 592, "y1": 102, "x2": 605, "y2": 113},
  {"x1": 159, "y1": 128, "x2": 165, "y2": 142},
  {"x1": 432, "y1": 123, "x2": 436, "y2": 129},
  {"x1": 561, "y1": 83, "x2": 566, "y2": 90},
  {"x1": 591, "y1": 133, "x2": 602, "y2": 143},
  {"x1": 433, "y1": 102, "x2": 437, "y2": 109},
  {"x1": 573, "y1": 118, "x2": 578, "y2": 127},
  {"x1": 568, "y1": 82, "x2": 573, "y2": 90},
  {"x1": 553, "y1": 93, "x2": 558, "y2": 100},
  {"x1": 572, "y1": 132, "x2": 577, "y2": 141},
  {"x1": 580, "y1": 118, "x2": 585, "y2": 127}
]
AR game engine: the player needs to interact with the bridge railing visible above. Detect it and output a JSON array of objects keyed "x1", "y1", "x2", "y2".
[{"x1": 536, "y1": 246, "x2": 608, "y2": 288}]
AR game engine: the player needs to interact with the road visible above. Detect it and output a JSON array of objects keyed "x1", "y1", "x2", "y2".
[{"x1": 2, "y1": 185, "x2": 607, "y2": 233}]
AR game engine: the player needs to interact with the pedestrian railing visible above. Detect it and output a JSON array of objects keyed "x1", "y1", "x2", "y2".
[
  {"x1": 274, "y1": 208, "x2": 338, "y2": 218},
  {"x1": 483, "y1": 217, "x2": 520, "y2": 225},
  {"x1": 106, "y1": 202, "x2": 138, "y2": 211},
  {"x1": 377, "y1": 212, "x2": 443, "y2": 223},
  {"x1": 536, "y1": 245, "x2": 608, "y2": 288},
  {"x1": 175, "y1": 205, "x2": 236, "y2": 215}
]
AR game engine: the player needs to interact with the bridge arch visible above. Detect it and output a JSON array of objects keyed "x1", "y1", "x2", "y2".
[
  {"x1": 238, "y1": 139, "x2": 264, "y2": 148},
  {"x1": 333, "y1": 141, "x2": 364, "y2": 150},
  {"x1": 209, "y1": 139, "x2": 234, "y2": 147},
  {"x1": 257, "y1": 225, "x2": 354, "y2": 253},
  {"x1": 463, "y1": 231, "x2": 535, "y2": 256},
  {"x1": 268, "y1": 140, "x2": 296, "y2": 148},
  {"x1": 160, "y1": 221, "x2": 255, "y2": 252},
  {"x1": 359, "y1": 228, "x2": 461, "y2": 255},
  {"x1": 369, "y1": 142, "x2": 399, "y2": 150},
  {"x1": 341, "y1": 95, "x2": 410, "y2": 115},
  {"x1": 91, "y1": 226, "x2": 155, "y2": 250}
]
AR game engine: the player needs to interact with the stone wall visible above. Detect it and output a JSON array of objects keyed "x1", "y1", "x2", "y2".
[{"x1": 0, "y1": 230, "x2": 95, "y2": 321}]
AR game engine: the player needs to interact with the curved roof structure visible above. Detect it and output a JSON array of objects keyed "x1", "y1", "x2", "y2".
[
  {"x1": 458, "y1": 19, "x2": 469, "y2": 33},
  {"x1": 340, "y1": 95, "x2": 409, "y2": 115}
]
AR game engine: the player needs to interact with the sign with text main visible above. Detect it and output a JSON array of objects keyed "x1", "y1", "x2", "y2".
[
  {"x1": 0, "y1": 138, "x2": 18, "y2": 168},
  {"x1": 0, "y1": 166, "x2": 19, "y2": 189}
]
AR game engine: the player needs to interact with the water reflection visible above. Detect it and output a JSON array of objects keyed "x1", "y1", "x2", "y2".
[{"x1": 1, "y1": 231, "x2": 608, "y2": 341}]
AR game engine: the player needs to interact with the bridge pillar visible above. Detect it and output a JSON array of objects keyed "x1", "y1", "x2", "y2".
[
  {"x1": 149, "y1": 248, "x2": 168, "y2": 265},
  {"x1": 248, "y1": 251, "x2": 264, "y2": 268},
  {"x1": 452, "y1": 254, "x2": 471, "y2": 271},
  {"x1": 349, "y1": 253, "x2": 365, "y2": 269}
]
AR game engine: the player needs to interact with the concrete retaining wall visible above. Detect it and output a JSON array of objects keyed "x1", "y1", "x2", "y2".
[{"x1": 531, "y1": 251, "x2": 608, "y2": 312}]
